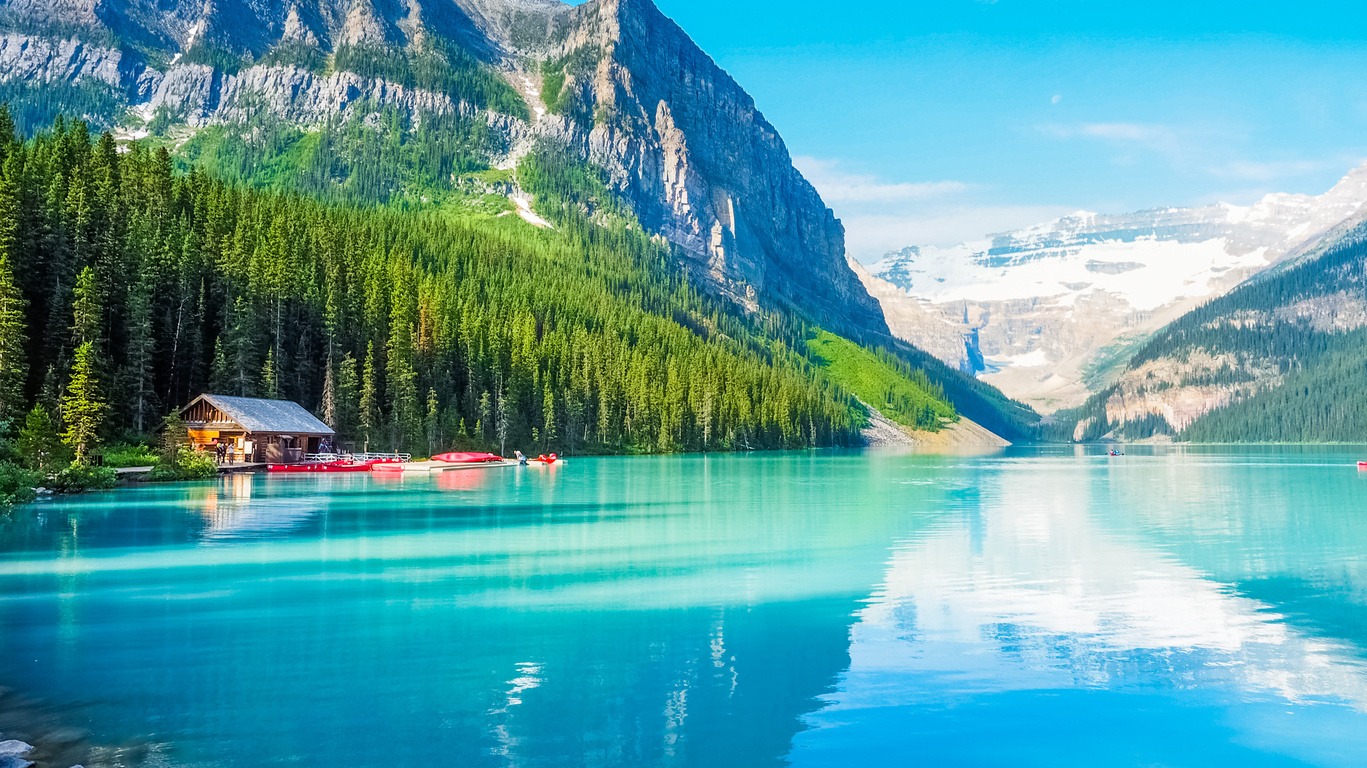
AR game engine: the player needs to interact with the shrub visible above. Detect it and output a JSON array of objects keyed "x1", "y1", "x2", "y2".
[
  {"x1": 0, "y1": 461, "x2": 41, "y2": 510},
  {"x1": 17, "y1": 404, "x2": 71, "y2": 473},
  {"x1": 176, "y1": 448, "x2": 218, "y2": 480},
  {"x1": 102, "y1": 443, "x2": 161, "y2": 468},
  {"x1": 147, "y1": 447, "x2": 218, "y2": 481},
  {"x1": 47, "y1": 463, "x2": 118, "y2": 494}
]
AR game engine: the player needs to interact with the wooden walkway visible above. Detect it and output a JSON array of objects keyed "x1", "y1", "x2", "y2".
[{"x1": 218, "y1": 462, "x2": 267, "y2": 474}]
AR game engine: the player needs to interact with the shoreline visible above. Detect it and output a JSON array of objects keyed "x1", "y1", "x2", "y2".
[{"x1": 0, "y1": 686, "x2": 166, "y2": 768}]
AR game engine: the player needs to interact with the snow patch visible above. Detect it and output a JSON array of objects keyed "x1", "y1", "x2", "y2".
[
  {"x1": 520, "y1": 75, "x2": 546, "y2": 120},
  {"x1": 993, "y1": 349, "x2": 1052, "y2": 368}
]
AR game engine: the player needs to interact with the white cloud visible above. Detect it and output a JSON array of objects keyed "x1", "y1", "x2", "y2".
[
  {"x1": 1038, "y1": 122, "x2": 1180, "y2": 151},
  {"x1": 793, "y1": 156, "x2": 971, "y2": 203},
  {"x1": 793, "y1": 156, "x2": 1074, "y2": 262},
  {"x1": 839, "y1": 205, "x2": 1076, "y2": 263},
  {"x1": 1203, "y1": 158, "x2": 1336, "y2": 182}
]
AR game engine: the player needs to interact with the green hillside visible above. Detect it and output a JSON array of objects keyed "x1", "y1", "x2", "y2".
[
  {"x1": 806, "y1": 331, "x2": 956, "y2": 431},
  {"x1": 0, "y1": 112, "x2": 880, "y2": 457}
]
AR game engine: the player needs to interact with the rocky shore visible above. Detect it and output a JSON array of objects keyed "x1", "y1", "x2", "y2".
[
  {"x1": 860, "y1": 401, "x2": 1010, "y2": 450},
  {"x1": 0, "y1": 688, "x2": 163, "y2": 768}
]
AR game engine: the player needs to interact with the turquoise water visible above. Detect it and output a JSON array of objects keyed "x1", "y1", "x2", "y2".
[{"x1": 2, "y1": 447, "x2": 1367, "y2": 766}]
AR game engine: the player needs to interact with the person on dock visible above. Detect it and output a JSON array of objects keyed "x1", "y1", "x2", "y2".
[{"x1": 515, "y1": 450, "x2": 528, "y2": 466}]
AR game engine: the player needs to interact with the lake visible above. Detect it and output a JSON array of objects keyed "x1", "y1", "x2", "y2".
[{"x1": 2, "y1": 447, "x2": 1367, "y2": 766}]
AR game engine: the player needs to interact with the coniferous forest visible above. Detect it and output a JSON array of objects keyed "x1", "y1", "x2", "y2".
[
  {"x1": 0, "y1": 109, "x2": 920, "y2": 471},
  {"x1": 1048, "y1": 226, "x2": 1367, "y2": 443}
]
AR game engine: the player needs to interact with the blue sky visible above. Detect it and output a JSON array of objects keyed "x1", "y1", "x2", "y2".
[{"x1": 628, "y1": 1, "x2": 1367, "y2": 260}]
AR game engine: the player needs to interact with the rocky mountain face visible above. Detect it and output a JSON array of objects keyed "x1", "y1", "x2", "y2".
[
  {"x1": 0, "y1": 0, "x2": 887, "y2": 339},
  {"x1": 861, "y1": 166, "x2": 1367, "y2": 412}
]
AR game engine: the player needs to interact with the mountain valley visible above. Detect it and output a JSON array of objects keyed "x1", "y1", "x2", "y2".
[{"x1": 862, "y1": 167, "x2": 1367, "y2": 416}]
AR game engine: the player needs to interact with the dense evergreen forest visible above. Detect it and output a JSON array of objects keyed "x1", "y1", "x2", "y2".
[
  {"x1": 0, "y1": 109, "x2": 951, "y2": 464},
  {"x1": 1050, "y1": 227, "x2": 1367, "y2": 443}
]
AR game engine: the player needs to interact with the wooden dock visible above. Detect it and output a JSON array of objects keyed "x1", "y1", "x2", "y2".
[{"x1": 219, "y1": 462, "x2": 267, "y2": 474}]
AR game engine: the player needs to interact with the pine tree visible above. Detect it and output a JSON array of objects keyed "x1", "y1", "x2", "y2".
[
  {"x1": 223, "y1": 296, "x2": 259, "y2": 397},
  {"x1": 209, "y1": 338, "x2": 230, "y2": 393},
  {"x1": 425, "y1": 388, "x2": 440, "y2": 455},
  {"x1": 70, "y1": 264, "x2": 102, "y2": 351},
  {"x1": 321, "y1": 352, "x2": 338, "y2": 428},
  {"x1": 261, "y1": 347, "x2": 279, "y2": 399},
  {"x1": 336, "y1": 352, "x2": 360, "y2": 443},
  {"x1": 17, "y1": 404, "x2": 68, "y2": 473},
  {"x1": 386, "y1": 270, "x2": 421, "y2": 451},
  {"x1": 476, "y1": 390, "x2": 491, "y2": 442},
  {"x1": 359, "y1": 342, "x2": 379, "y2": 450},
  {"x1": 0, "y1": 105, "x2": 15, "y2": 161},
  {"x1": 62, "y1": 341, "x2": 105, "y2": 463},
  {"x1": 125, "y1": 277, "x2": 156, "y2": 433},
  {"x1": 495, "y1": 376, "x2": 508, "y2": 457},
  {"x1": 541, "y1": 381, "x2": 557, "y2": 450},
  {"x1": 0, "y1": 190, "x2": 26, "y2": 429}
]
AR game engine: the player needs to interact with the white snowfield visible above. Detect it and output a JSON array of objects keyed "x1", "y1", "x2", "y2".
[
  {"x1": 873, "y1": 163, "x2": 1367, "y2": 313},
  {"x1": 884, "y1": 234, "x2": 1272, "y2": 313},
  {"x1": 865, "y1": 163, "x2": 1367, "y2": 407}
]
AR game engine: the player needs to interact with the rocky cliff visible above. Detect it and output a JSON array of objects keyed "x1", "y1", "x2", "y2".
[{"x1": 0, "y1": 0, "x2": 888, "y2": 339}]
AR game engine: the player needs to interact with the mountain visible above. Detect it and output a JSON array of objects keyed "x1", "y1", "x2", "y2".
[
  {"x1": 1053, "y1": 215, "x2": 1367, "y2": 443},
  {"x1": 861, "y1": 166, "x2": 1367, "y2": 412},
  {"x1": 0, "y1": 0, "x2": 888, "y2": 340},
  {"x1": 0, "y1": 0, "x2": 1041, "y2": 450}
]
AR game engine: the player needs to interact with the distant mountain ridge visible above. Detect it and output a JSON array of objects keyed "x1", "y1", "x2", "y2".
[
  {"x1": 860, "y1": 164, "x2": 1367, "y2": 412},
  {"x1": 0, "y1": 0, "x2": 888, "y2": 340},
  {"x1": 1055, "y1": 214, "x2": 1367, "y2": 443}
]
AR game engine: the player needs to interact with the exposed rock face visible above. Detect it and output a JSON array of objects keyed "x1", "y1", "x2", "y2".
[
  {"x1": 1087, "y1": 351, "x2": 1280, "y2": 440},
  {"x1": 1092, "y1": 272, "x2": 1367, "y2": 437},
  {"x1": 866, "y1": 166, "x2": 1367, "y2": 412},
  {"x1": 0, "y1": 0, "x2": 889, "y2": 339},
  {"x1": 481, "y1": 0, "x2": 885, "y2": 332},
  {"x1": 148, "y1": 64, "x2": 465, "y2": 125},
  {"x1": 0, "y1": 34, "x2": 130, "y2": 88}
]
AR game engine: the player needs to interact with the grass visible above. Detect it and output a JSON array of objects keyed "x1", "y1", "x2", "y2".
[
  {"x1": 101, "y1": 443, "x2": 161, "y2": 468},
  {"x1": 807, "y1": 330, "x2": 957, "y2": 432}
]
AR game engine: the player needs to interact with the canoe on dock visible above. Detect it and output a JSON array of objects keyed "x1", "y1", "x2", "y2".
[
  {"x1": 372, "y1": 460, "x2": 517, "y2": 474},
  {"x1": 432, "y1": 452, "x2": 505, "y2": 465},
  {"x1": 268, "y1": 459, "x2": 379, "y2": 474}
]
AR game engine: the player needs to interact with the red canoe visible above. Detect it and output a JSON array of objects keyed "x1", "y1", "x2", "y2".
[
  {"x1": 432, "y1": 452, "x2": 506, "y2": 464},
  {"x1": 268, "y1": 460, "x2": 377, "y2": 474},
  {"x1": 534, "y1": 453, "x2": 559, "y2": 465},
  {"x1": 1359, "y1": 461, "x2": 1367, "y2": 469}
]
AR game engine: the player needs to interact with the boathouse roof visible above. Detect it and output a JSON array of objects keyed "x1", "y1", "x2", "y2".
[{"x1": 180, "y1": 394, "x2": 335, "y2": 436}]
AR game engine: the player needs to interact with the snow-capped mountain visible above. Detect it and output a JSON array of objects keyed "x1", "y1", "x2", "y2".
[{"x1": 861, "y1": 164, "x2": 1367, "y2": 411}]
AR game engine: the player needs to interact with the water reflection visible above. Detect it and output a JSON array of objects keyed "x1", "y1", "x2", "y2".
[
  {"x1": 793, "y1": 451, "x2": 1367, "y2": 766},
  {"x1": 3, "y1": 451, "x2": 1367, "y2": 767}
]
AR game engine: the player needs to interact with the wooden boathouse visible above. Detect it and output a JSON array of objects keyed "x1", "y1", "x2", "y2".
[{"x1": 179, "y1": 394, "x2": 335, "y2": 464}]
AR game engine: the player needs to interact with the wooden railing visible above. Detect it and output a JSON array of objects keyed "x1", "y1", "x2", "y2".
[{"x1": 303, "y1": 451, "x2": 412, "y2": 463}]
